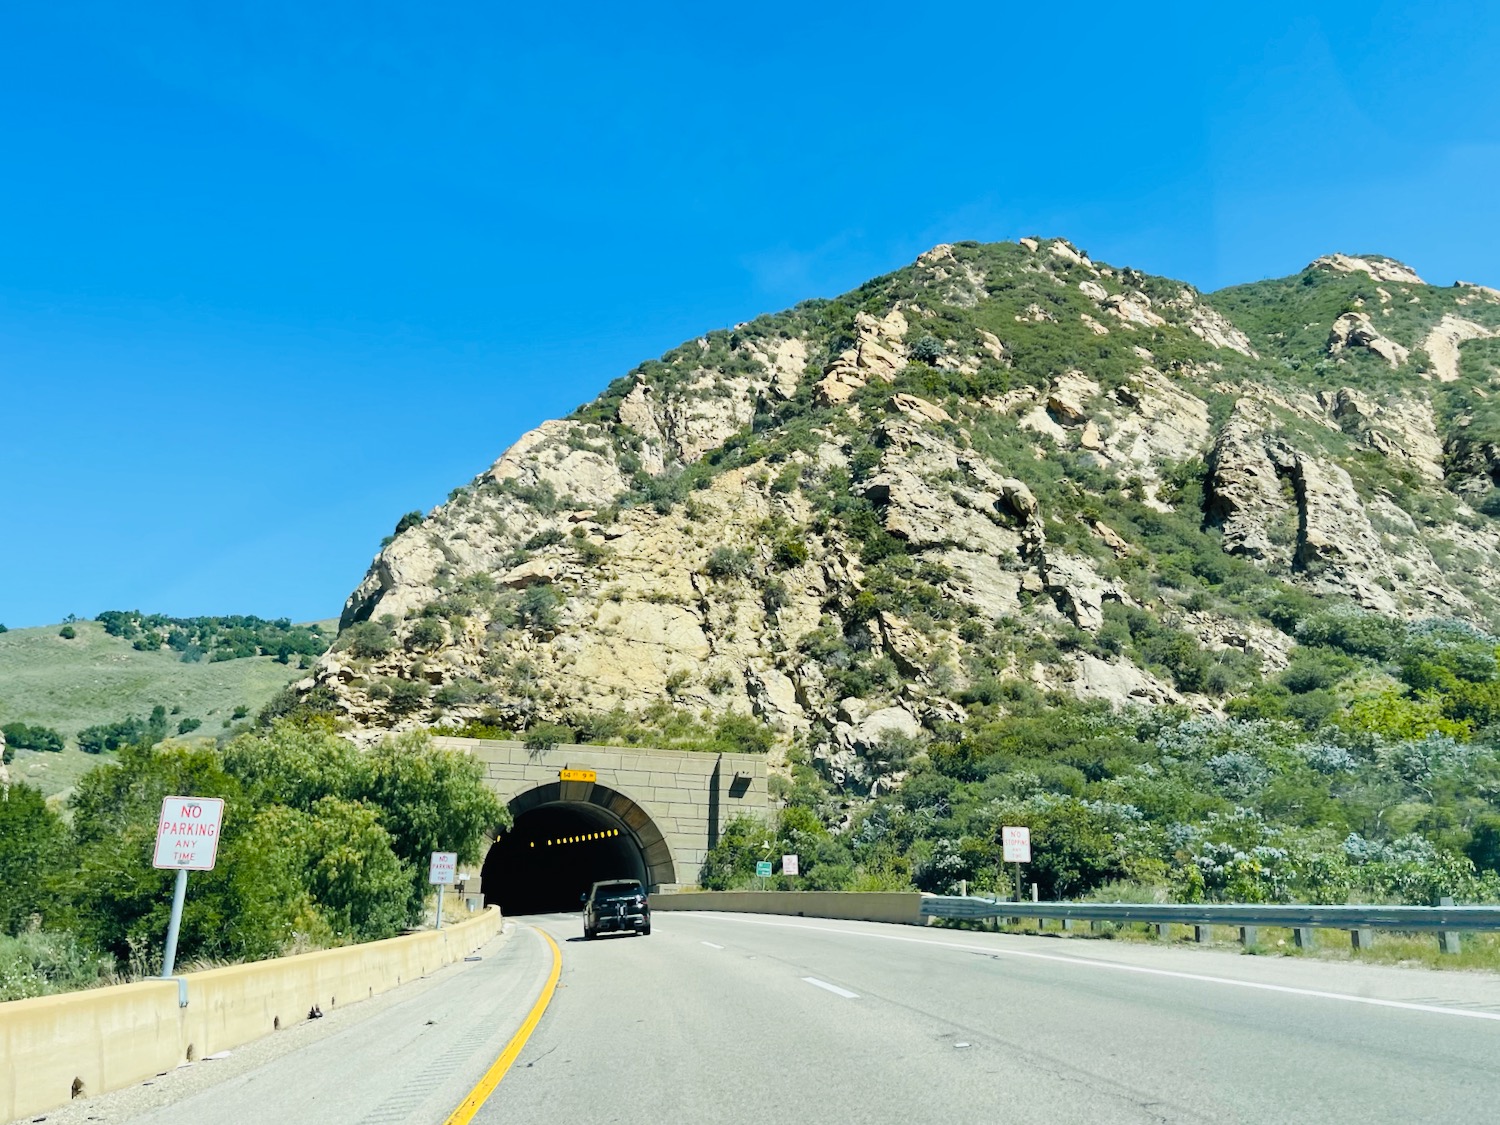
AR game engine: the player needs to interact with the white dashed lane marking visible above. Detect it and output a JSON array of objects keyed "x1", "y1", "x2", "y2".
[{"x1": 802, "y1": 977, "x2": 859, "y2": 999}]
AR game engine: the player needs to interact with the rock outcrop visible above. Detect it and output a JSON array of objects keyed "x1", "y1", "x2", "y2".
[
  {"x1": 1328, "y1": 311, "x2": 1409, "y2": 368},
  {"x1": 1422, "y1": 314, "x2": 1494, "y2": 383},
  {"x1": 1311, "y1": 254, "x2": 1425, "y2": 285},
  {"x1": 317, "y1": 238, "x2": 1500, "y2": 794}
]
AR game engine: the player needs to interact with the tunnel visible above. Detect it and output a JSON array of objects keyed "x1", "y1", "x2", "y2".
[{"x1": 481, "y1": 782, "x2": 671, "y2": 915}]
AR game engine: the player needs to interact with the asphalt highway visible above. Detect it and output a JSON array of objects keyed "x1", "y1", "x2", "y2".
[
  {"x1": 488, "y1": 912, "x2": 1500, "y2": 1123},
  {"x1": 37, "y1": 912, "x2": 1500, "y2": 1125}
]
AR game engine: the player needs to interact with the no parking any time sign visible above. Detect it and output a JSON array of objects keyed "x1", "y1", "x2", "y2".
[{"x1": 153, "y1": 796, "x2": 226, "y2": 870}]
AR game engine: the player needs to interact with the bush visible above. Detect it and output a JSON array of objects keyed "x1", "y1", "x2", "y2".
[
  {"x1": 523, "y1": 722, "x2": 576, "y2": 752},
  {"x1": 0, "y1": 931, "x2": 114, "y2": 1001},
  {"x1": 77, "y1": 717, "x2": 151, "y2": 754},
  {"x1": 516, "y1": 585, "x2": 563, "y2": 631},
  {"x1": 2, "y1": 722, "x2": 65, "y2": 754},
  {"x1": 705, "y1": 546, "x2": 753, "y2": 580},
  {"x1": 58, "y1": 625, "x2": 76, "y2": 640},
  {"x1": 434, "y1": 678, "x2": 482, "y2": 708},
  {"x1": 381, "y1": 510, "x2": 424, "y2": 546},
  {"x1": 341, "y1": 620, "x2": 395, "y2": 660},
  {"x1": 772, "y1": 537, "x2": 809, "y2": 569},
  {"x1": 176, "y1": 717, "x2": 202, "y2": 735},
  {"x1": 385, "y1": 680, "x2": 430, "y2": 716},
  {"x1": 909, "y1": 335, "x2": 944, "y2": 364},
  {"x1": 406, "y1": 617, "x2": 447, "y2": 651},
  {"x1": 711, "y1": 714, "x2": 775, "y2": 755}
]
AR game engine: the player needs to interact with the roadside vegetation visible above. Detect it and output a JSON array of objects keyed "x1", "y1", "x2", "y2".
[
  {"x1": 0, "y1": 718, "x2": 507, "y2": 1001},
  {"x1": 702, "y1": 608, "x2": 1500, "y2": 916}
]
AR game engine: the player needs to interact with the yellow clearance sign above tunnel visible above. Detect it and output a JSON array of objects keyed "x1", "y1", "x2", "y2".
[{"x1": 559, "y1": 768, "x2": 597, "y2": 783}]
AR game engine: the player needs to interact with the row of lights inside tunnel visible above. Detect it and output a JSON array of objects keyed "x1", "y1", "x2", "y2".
[{"x1": 529, "y1": 829, "x2": 623, "y2": 847}]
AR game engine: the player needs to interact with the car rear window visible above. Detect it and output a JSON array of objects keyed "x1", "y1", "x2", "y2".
[{"x1": 594, "y1": 883, "x2": 643, "y2": 901}]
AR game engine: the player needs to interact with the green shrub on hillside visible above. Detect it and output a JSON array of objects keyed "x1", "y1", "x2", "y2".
[
  {"x1": 2, "y1": 722, "x2": 64, "y2": 753},
  {"x1": 704, "y1": 546, "x2": 753, "y2": 579},
  {"x1": 381, "y1": 510, "x2": 425, "y2": 546},
  {"x1": 340, "y1": 619, "x2": 396, "y2": 660},
  {"x1": 95, "y1": 611, "x2": 329, "y2": 665},
  {"x1": 76, "y1": 706, "x2": 169, "y2": 754}
]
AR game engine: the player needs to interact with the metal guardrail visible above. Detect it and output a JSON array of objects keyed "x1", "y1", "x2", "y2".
[{"x1": 919, "y1": 895, "x2": 1500, "y2": 953}]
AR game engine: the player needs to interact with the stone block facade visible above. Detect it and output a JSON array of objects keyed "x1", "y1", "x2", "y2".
[{"x1": 432, "y1": 738, "x2": 769, "y2": 889}]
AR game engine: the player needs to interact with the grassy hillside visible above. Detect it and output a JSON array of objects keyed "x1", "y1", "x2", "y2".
[{"x1": 0, "y1": 619, "x2": 334, "y2": 799}]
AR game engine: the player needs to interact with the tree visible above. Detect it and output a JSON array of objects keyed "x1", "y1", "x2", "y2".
[
  {"x1": 65, "y1": 742, "x2": 251, "y2": 964},
  {"x1": 0, "y1": 783, "x2": 65, "y2": 933},
  {"x1": 221, "y1": 721, "x2": 364, "y2": 812},
  {"x1": 354, "y1": 732, "x2": 509, "y2": 918},
  {"x1": 239, "y1": 799, "x2": 408, "y2": 942}
]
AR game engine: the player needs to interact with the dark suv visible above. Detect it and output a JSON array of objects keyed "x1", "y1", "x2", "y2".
[{"x1": 582, "y1": 879, "x2": 651, "y2": 938}]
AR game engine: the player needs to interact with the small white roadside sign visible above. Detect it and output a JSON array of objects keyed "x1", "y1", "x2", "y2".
[
  {"x1": 782, "y1": 853, "x2": 799, "y2": 876},
  {"x1": 429, "y1": 851, "x2": 459, "y2": 885},
  {"x1": 152, "y1": 796, "x2": 225, "y2": 871},
  {"x1": 1002, "y1": 826, "x2": 1032, "y2": 864}
]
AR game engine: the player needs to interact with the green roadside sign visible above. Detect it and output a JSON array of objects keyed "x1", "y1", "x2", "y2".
[{"x1": 755, "y1": 860, "x2": 773, "y2": 877}]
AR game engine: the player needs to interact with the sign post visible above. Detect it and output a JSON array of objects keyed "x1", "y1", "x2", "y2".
[
  {"x1": 152, "y1": 796, "x2": 226, "y2": 978},
  {"x1": 429, "y1": 851, "x2": 458, "y2": 930},
  {"x1": 1001, "y1": 826, "x2": 1031, "y2": 908}
]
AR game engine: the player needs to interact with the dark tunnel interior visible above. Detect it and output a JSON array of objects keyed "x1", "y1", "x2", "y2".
[{"x1": 482, "y1": 803, "x2": 648, "y2": 915}]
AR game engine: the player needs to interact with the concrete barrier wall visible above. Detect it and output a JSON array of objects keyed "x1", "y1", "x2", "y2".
[
  {"x1": 650, "y1": 891, "x2": 925, "y2": 927},
  {"x1": 0, "y1": 908, "x2": 502, "y2": 1122}
]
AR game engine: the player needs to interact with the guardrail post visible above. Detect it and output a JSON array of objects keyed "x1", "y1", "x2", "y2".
[
  {"x1": 1239, "y1": 926, "x2": 1257, "y2": 947},
  {"x1": 1061, "y1": 917, "x2": 1074, "y2": 932},
  {"x1": 1194, "y1": 924, "x2": 1212, "y2": 944},
  {"x1": 1439, "y1": 896, "x2": 1461, "y2": 955},
  {"x1": 1294, "y1": 927, "x2": 1315, "y2": 949},
  {"x1": 1155, "y1": 923, "x2": 1171, "y2": 941},
  {"x1": 1351, "y1": 928, "x2": 1374, "y2": 950}
]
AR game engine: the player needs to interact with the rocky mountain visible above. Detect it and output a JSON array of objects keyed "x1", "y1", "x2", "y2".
[{"x1": 302, "y1": 240, "x2": 1500, "y2": 794}]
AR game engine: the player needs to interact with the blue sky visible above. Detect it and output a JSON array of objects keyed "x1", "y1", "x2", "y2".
[{"x1": 3, "y1": 1, "x2": 1497, "y2": 627}]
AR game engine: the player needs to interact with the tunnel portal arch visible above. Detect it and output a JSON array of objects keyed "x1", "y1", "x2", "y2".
[{"x1": 481, "y1": 781, "x2": 678, "y2": 915}]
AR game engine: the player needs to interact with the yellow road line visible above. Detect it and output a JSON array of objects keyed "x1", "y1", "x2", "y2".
[{"x1": 443, "y1": 926, "x2": 562, "y2": 1125}]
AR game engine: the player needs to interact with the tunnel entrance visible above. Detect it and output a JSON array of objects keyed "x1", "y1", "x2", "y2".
[
  {"x1": 484, "y1": 803, "x2": 645, "y2": 914},
  {"x1": 481, "y1": 782, "x2": 675, "y2": 915}
]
